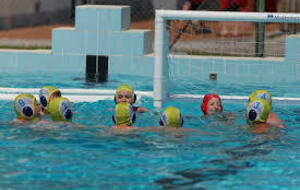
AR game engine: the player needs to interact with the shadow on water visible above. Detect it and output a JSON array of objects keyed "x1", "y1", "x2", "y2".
[{"x1": 155, "y1": 141, "x2": 272, "y2": 189}]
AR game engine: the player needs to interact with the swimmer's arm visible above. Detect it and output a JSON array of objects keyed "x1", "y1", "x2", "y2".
[
  {"x1": 134, "y1": 107, "x2": 153, "y2": 115},
  {"x1": 13, "y1": 118, "x2": 48, "y2": 124},
  {"x1": 268, "y1": 113, "x2": 285, "y2": 128},
  {"x1": 13, "y1": 118, "x2": 26, "y2": 123},
  {"x1": 38, "y1": 120, "x2": 49, "y2": 124},
  {"x1": 112, "y1": 125, "x2": 138, "y2": 130}
]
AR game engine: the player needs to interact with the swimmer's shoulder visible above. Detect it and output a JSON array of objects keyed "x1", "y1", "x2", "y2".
[
  {"x1": 268, "y1": 112, "x2": 285, "y2": 128},
  {"x1": 14, "y1": 118, "x2": 28, "y2": 123},
  {"x1": 113, "y1": 125, "x2": 138, "y2": 130}
]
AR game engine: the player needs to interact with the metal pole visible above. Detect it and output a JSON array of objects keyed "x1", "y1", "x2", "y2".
[
  {"x1": 71, "y1": 0, "x2": 75, "y2": 21},
  {"x1": 154, "y1": 12, "x2": 169, "y2": 109},
  {"x1": 255, "y1": 0, "x2": 265, "y2": 57}
]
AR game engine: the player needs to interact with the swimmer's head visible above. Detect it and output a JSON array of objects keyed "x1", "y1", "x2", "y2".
[
  {"x1": 201, "y1": 94, "x2": 223, "y2": 116},
  {"x1": 249, "y1": 90, "x2": 272, "y2": 106},
  {"x1": 39, "y1": 86, "x2": 61, "y2": 109},
  {"x1": 159, "y1": 106, "x2": 184, "y2": 128},
  {"x1": 246, "y1": 98, "x2": 270, "y2": 124},
  {"x1": 14, "y1": 94, "x2": 39, "y2": 121},
  {"x1": 48, "y1": 97, "x2": 72, "y2": 122},
  {"x1": 114, "y1": 84, "x2": 136, "y2": 104},
  {"x1": 112, "y1": 102, "x2": 136, "y2": 126}
]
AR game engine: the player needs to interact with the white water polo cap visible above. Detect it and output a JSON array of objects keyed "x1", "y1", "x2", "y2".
[
  {"x1": 246, "y1": 98, "x2": 271, "y2": 124},
  {"x1": 14, "y1": 94, "x2": 38, "y2": 120},
  {"x1": 48, "y1": 97, "x2": 72, "y2": 122},
  {"x1": 39, "y1": 86, "x2": 61, "y2": 108}
]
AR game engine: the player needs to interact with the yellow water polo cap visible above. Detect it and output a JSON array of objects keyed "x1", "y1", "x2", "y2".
[
  {"x1": 160, "y1": 106, "x2": 184, "y2": 128},
  {"x1": 39, "y1": 86, "x2": 61, "y2": 108},
  {"x1": 14, "y1": 94, "x2": 38, "y2": 121},
  {"x1": 249, "y1": 90, "x2": 272, "y2": 106},
  {"x1": 113, "y1": 102, "x2": 136, "y2": 125},
  {"x1": 115, "y1": 84, "x2": 136, "y2": 104},
  {"x1": 48, "y1": 97, "x2": 72, "y2": 122},
  {"x1": 246, "y1": 98, "x2": 271, "y2": 124}
]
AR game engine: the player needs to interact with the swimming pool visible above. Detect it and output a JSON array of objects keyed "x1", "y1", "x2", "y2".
[
  {"x1": 0, "y1": 80, "x2": 299, "y2": 189},
  {"x1": 0, "y1": 5, "x2": 300, "y2": 189}
]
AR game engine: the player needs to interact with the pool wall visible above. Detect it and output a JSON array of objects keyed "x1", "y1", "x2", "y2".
[{"x1": 0, "y1": 5, "x2": 299, "y2": 85}]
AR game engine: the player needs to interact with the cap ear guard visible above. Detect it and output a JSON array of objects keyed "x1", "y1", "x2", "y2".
[
  {"x1": 39, "y1": 88, "x2": 50, "y2": 108},
  {"x1": 23, "y1": 106, "x2": 33, "y2": 117},
  {"x1": 132, "y1": 93, "x2": 137, "y2": 104},
  {"x1": 128, "y1": 104, "x2": 136, "y2": 124},
  {"x1": 159, "y1": 112, "x2": 168, "y2": 126},
  {"x1": 64, "y1": 108, "x2": 73, "y2": 120},
  {"x1": 180, "y1": 113, "x2": 184, "y2": 127},
  {"x1": 246, "y1": 99, "x2": 270, "y2": 124},
  {"x1": 40, "y1": 96, "x2": 47, "y2": 107},
  {"x1": 112, "y1": 115, "x2": 116, "y2": 124},
  {"x1": 114, "y1": 95, "x2": 117, "y2": 104},
  {"x1": 159, "y1": 119, "x2": 164, "y2": 126},
  {"x1": 248, "y1": 109, "x2": 257, "y2": 121},
  {"x1": 131, "y1": 112, "x2": 136, "y2": 124},
  {"x1": 60, "y1": 100, "x2": 72, "y2": 121}
]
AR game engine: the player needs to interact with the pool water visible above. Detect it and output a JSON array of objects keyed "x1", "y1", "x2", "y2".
[
  {"x1": 0, "y1": 96, "x2": 299, "y2": 189},
  {"x1": 1, "y1": 72, "x2": 299, "y2": 98}
]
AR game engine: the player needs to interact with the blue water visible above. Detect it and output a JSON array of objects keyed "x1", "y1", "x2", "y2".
[
  {"x1": 0, "y1": 94, "x2": 299, "y2": 189},
  {"x1": 0, "y1": 70, "x2": 299, "y2": 189},
  {"x1": 1, "y1": 72, "x2": 300, "y2": 98}
]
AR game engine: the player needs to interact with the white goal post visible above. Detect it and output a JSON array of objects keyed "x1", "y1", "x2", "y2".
[{"x1": 153, "y1": 10, "x2": 300, "y2": 108}]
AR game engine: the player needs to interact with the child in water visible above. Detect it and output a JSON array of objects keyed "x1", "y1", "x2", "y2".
[
  {"x1": 159, "y1": 106, "x2": 184, "y2": 128},
  {"x1": 246, "y1": 98, "x2": 272, "y2": 133},
  {"x1": 39, "y1": 86, "x2": 61, "y2": 115},
  {"x1": 14, "y1": 94, "x2": 40, "y2": 122},
  {"x1": 48, "y1": 97, "x2": 73, "y2": 122},
  {"x1": 248, "y1": 90, "x2": 284, "y2": 128},
  {"x1": 114, "y1": 84, "x2": 151, "y2": 114},
  {"x1": 201, "y1": 94, "x2": 223, "y2": 116},
  {"x1": 112, "y1": 102, "x2": 137, "y2": 129}
]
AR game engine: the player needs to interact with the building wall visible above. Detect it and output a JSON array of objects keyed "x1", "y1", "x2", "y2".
[
  {"x1": 0, "y1": 0, "x2": 71, "y2": 29},
  {"x1": 0, "y1": 0, "x2": 222, "y2": 29},
  {"x1": 0, "y1": 5, "x2": 299, "y2": 89}
]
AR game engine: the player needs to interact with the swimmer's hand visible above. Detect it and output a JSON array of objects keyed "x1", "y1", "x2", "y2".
[{"x1": 135, "y1": 107, "x2": 153, "y2": 115}]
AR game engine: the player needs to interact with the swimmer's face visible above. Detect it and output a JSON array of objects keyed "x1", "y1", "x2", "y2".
[
  {"x1": 117, "y1": 90, "x2": 132, "y2": 104},
  {"x1": 206, "y1": 98, "x2": 222, "y2": 115}
]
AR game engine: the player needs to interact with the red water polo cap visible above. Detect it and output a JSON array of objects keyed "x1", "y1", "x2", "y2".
[{"x1": 201, "y1": 94, "x2": 223, "y2": 115}]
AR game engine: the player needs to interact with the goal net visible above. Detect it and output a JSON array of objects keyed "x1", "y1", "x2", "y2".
[{"x1": 153, "y1": 10, "x2": 300, "y2": 107}]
